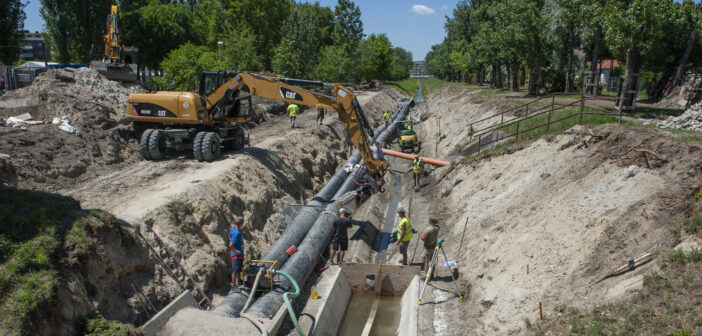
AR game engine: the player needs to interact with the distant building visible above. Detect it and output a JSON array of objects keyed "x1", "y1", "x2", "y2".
[
  {"x1": 411, "y1": 61, "x2": 431, "y2": 78},
  {"x1": 21, "y1": 31, "x2": 50, "y2": 62},
  {"x1": 598, "y1": 59, "x2": 622, "y2": 90}
]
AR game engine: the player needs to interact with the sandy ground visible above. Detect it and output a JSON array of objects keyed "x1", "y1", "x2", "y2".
[
  {"x1": 0, "y1": 69, "x2": 407, "y2": 328},
  {"x1": 401, "y1": 86, "x2": 702, "y2": 335},
  {"x1": 329, "y1": 85, "x2": 702, "y2": 335}
]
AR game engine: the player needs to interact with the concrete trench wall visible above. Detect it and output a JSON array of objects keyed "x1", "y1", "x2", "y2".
[{"x1": 278, "y1": 263, "x2": 420, "y2": 336}]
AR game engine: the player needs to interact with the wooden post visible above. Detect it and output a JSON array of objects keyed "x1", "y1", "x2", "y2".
[
  {"x1": 579, "y1": 98, "x2": 585, "y2": 125},
  {"x1": 435, "y1": 116, "x2": 440, "y2": 158},
  {"x1": 525, "y1": 104, "x2": 529, "y2": 117},
  {"x1": 551, "y1": 94, "x2": 555, "y2": 112},
  {"x1": 539, "y1": 302, "x2": 543, "y2": 320},
  {"x1": 515, "y1": 121, "x2": 520, "y2": 142},
  {"x1": 546, "y1": 108, "x2": 552, "y2": 134}
]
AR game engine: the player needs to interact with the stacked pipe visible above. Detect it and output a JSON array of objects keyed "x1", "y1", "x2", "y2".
[
  {"x1": 213, "y1": 99, "x2": 412, "y2": 318},
  {"x1": 247, "y1": 101, "x2": 412, "y2": 319},
  {"x1": 212, "y1": 152, "x2": 360, "y2": 317}
]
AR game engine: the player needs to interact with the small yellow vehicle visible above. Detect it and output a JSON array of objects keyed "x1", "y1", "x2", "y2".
[{"x1": 397, "y1": 119, "x2": 420, "y2": 153}]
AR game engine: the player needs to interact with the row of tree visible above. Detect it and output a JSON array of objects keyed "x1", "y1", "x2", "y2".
[
  {"x1": 0, "y1": 0, "x2": 412, "y2": 90},
  {"x1": 427, "y1": 0, "x2": 701, "y2": 107}
]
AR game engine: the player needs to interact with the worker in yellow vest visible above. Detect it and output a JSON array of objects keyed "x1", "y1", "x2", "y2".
[
  {"x1": 412, "y1": 154, "x2": 423, "y2": 189},
  {"x1": 384, "y1": 111, "x2": 391, "y2": 128},
  {"x1": 288, "y1": 103, "x2": 299, "y2": 128},
  {"x1": 395, "y1": 208, "x2": 413, "y2": 265}
]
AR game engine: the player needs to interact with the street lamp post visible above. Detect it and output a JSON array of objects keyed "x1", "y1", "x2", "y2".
[{"x1": 217, "y1": 41, "x2": 223, "y2": 61}]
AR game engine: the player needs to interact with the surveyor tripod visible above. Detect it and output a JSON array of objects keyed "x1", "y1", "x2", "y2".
[{"x1": 417, "y1": 238, "x2": 464, "y2": 304}]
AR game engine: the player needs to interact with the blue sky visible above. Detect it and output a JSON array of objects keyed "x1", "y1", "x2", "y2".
[{"x1": 22, "y1": 1, "x2": 457, "y2": 61}]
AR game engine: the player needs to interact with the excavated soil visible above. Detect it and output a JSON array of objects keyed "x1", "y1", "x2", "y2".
[
  {"x1": 343, "y1": 85, "x2": 702, "y2": 335},
  {"x1": 0, "y1": 69, "x2": 405, "y2": 330}
]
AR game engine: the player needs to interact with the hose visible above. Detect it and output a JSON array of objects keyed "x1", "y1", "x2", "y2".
[
  {"x1": 276, "y1": 270, "x2": 307, "y2": 336},
  {"x1": 242, "y1": 268, "x2": 264, "y2": 313}
]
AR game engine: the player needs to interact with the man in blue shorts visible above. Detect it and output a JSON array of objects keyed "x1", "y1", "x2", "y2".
[{"x1": 229, "y1": 216, "x2": 245, "y2": 288}]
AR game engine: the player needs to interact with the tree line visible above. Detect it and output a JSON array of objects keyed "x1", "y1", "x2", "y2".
[
  {"x1": 0, "y1": 0, "x2": 413, "y2": 91},
  {"x1": 427, "y1": 0, "x2": 701, "y2": 107}
]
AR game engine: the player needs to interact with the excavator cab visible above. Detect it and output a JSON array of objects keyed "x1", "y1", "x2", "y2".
[{"x1": 199, "y1": 71, "x2": 252, "y2": 120}]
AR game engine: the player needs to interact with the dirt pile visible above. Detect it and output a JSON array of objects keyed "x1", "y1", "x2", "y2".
[
  {"x1": 655, "y1": 73, "x2": 700, "y2": 110},
  {"x1": 0, "y1": 68, "x2": 142, "y2": 191},
  {"x1": 658, "y1": 101, "x2": 702, "y2": 131}
]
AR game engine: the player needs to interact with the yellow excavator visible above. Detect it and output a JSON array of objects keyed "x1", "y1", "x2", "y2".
[
  {"x1": 90, "y1": 5, "x2": 139, "y2": 83},
  {"x1": 126, "y1": 71, "x2": 388, "y2": 183}
]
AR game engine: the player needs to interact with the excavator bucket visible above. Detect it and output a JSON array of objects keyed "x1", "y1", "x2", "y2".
[{"x1": 91, "y1": 61, "x2": 138, "y2": 83}]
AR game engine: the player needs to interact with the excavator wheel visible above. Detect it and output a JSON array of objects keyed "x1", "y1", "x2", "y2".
[
  {"x1": 193, "y1": 131, "x2": 206, "y2": 162},
  {"x1": 201, "y1": 132, "x2": 222, "y2": 162},
  {"x1": 234, "y1": 130, "x2": 246, "y2": 150},
  {"x1": 148, "y1": 129, "x2": 167, "y2": 160},
  {"x1": 140, "y1": 129, "x2": 154, "y2": 160}
]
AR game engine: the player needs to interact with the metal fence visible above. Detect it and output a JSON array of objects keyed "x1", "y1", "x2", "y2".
[{"x1": 467, "y1": 93, "x2": 621, "y2": 153}]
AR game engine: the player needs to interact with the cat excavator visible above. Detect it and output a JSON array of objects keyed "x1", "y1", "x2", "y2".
[
  {"x1": 90, "y1": 4, "x2": 139, "y2": 83},
  {"x1": 126, "y1": 71, "x2": 388, "y2": 185}
]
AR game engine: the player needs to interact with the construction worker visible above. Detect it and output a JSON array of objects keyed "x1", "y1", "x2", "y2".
[
  {"x1": 395, "y1": 208, "x2": 412, "y2": 265},
  {"x1": 419, "y1": 217, "x2": 440, "y2": 278},
  {"x1": 229, "y1": 216, "x2": 245, "y2": 289},
  {"x1": 384, "y1": 111, "x2": 391, "y2": 128},
  {"x1": 412, "y1": 154, "x2": 423, "y2": 189},
  {"x1": 316, "y1": 107, "x2": 325, "y2": 125},
  {"x1": 329, "y1": 208, "x2": 352, "y2": 265},
  {"x1": 288, "y1": 103, "x2": 299, "y2": 128}
]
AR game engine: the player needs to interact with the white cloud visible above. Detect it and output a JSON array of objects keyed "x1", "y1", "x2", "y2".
[
  {"x1": 441, "y1": 5, "x2": 448, "y2": 10},
  {"x1": 411, "y1": 4, "x2": 435, "y2": 15}
]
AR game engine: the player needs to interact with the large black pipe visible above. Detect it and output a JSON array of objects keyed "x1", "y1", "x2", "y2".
[
  {"x1": 214, "y1": 99, "x2": 412, "y2": 318},
  {"x1": 212, "y1": 152, "x2": 360, "y2": 317},
  {"x1": 248, "y1": 101, "x2": 413, "y2": 318}
]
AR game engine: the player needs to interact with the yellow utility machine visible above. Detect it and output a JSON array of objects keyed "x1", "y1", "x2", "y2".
[
  {"x1": 397, "y1": 119, "x2": 421, "y2": 153},
  {"x1": 126, "y1": 71, "x2": 388, "y2": 182},
  {"x1": 90, "y1": 5, "x2": 139, "y2": 83}
]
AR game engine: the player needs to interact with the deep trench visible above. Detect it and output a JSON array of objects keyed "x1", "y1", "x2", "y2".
[{"x1": 211, "y1": 100, "x2": 413, "y2": 320}]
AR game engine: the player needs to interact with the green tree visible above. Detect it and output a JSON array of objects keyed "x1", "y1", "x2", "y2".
[
  {"x1": 222, "y1": 0, "x2": 293, "y2": 70},
  {"x1": 272, "y1": 2, "x2": 333, "y2": 78},
  {"x1": 41, "y1": 0, "x2": 113, "y2": 63},
  {"x1": 121, "y1": 1, "x2": 198, "y2": 68},
  {"x1": 313, "y1": 45, "x2": 353, "y2": 82},
  {"x1": 604, "y1": 0, "x2": 676, "y2": 108},
  {"x1": 154, "y1": 42, "x2": 227, "y2": 91},
  {"x1": 361, "y1": 33, "x2": 393, "y2": 80},
  {"x1": 0, "y1": 0, "x2": 26, "y2": 65},
  {"x1": 332, "y1": 0, "x2": 363, "y2": 52},
  {"x1": 222, "y1": 30, "x2": 264, "y2": 72},
  {"x1": 389, "y1": 47, "x2": 413, "y2": 80}
]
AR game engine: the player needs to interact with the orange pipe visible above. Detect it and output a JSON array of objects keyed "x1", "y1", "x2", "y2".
[{"x1": 372, "y1": 147, "x2": 450, "y2": 167}]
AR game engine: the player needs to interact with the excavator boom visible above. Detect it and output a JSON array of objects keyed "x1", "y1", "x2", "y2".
[{"x1": 205, "y1": 72, "x2": 386, "y2": 179}]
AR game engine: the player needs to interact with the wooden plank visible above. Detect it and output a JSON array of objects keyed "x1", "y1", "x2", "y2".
[{"x1": 360, "y1": 297, "x2": 381, "y2": 336}]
